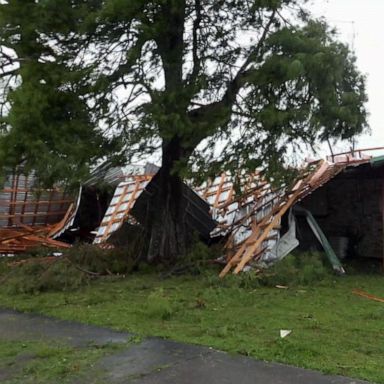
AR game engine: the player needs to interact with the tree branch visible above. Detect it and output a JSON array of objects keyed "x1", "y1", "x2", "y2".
[
  {"x1": 94, "y1": 34, "x2": 149, "y2": 91},
  {"x1": 187, "y1": 9, "x2": 278, "y2": 141},
  {"x1": 187, "y1": 0, "x2": 202, "y2": 86},
  {"x1": 222, "y1": 9, "x2": 277, "y2": 106},
  {"x1": 155, "y1": 1, "x2": 186, "y2": 91},
  {"x1": 0, "y1": 69, "x2": 17, "y2": 78},
  {"x1": 0, "y1": 47, "x2": 17, "y2": 65}
]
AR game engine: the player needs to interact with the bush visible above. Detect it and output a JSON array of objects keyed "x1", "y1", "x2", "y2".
[
  {"x1": 64, "y1": 244, "x2": 136, "y2": 275},
  {"x1": 160, "y1": 240, "x2": 223, "y2": 277},
  {"x1": 0, "y1": 244, "x2": 138, "y2": 294},
  {"x1": 3, "y1": 259, "x2": 88, "y2": 294},
  {"x1": 256, "y1": 251, "x2": 331, "y2": 287},
  {"x1": 208, "y1": 252, "x2": 332, "y2": 289}
]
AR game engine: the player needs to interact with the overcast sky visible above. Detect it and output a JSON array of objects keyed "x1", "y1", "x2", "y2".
[{"x1": 311, "y1": 0, "x2": 384, "y2": 152}]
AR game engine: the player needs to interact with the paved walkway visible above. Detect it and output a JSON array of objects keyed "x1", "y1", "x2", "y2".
[{"x1": 0, "y1": 309, "x2": 368, "y2": 384}]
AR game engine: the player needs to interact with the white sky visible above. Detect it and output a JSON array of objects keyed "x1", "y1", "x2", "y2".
[{"x1": 312, "y1": 0, "x2": 384, "y2": 150}]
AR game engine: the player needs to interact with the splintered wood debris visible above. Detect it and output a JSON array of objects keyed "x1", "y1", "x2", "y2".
[
  {"x1": 3, "y1": 148, "x2": 382, "y2": 266},
  {"x1": 217, "y1": 155, "x2": 375, "y2": 277},
  {"x1": 0, "y1": 172, "x2": 79, "y2": 254},
  {"x1": 352, "y1": 289, "x2": 384, "y2": 303},
  {"x1": 90, "y1": 149, "x2": 380, "y2": 276},
  {"x1": 0, "y1": 226, "x2": 71, "y2": 253}
]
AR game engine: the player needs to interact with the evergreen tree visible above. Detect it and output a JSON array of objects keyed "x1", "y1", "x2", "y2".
[
  {"x1": 0, "y1": 0, "x2": 115, "y2": 186},
  {"x1": 0, "y1": 1, "x2": 368, "y2": 260}
]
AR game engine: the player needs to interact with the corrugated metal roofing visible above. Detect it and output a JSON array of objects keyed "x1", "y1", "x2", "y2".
[
  {"x1": 196, "y1": 172, "x2": 280, "y2": 259},
  {"x1": 219, "y1": 157, "x2": 378, "y2": 276},
  {"x1": 0, "y1": 172, "x2": 74, "y2": 228},
  {"x1": 85, "y1": 162, "x2": 159, "y2": 186},
  {"x1": 0, "y1": 171, "x2": 80, "y2": 253},
  {"x1": 93, "y1": 175, "x2": 153, "y2": 244},
  {"x1": 91, "y1": 147, "x2": 384, "y2": 276}
]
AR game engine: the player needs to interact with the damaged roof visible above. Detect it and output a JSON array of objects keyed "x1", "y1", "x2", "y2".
[
  {"x1": 219, "y1": 151, "x2": 384, "y2": 276},
  {"x1": 93, "y1": 169, "x2": 216, "y2": 245},
  {"x1": 0, "y1": 172, "x2": 80, "y2": 253},
  {"x1": 93, "y1": 175, "x2": 153, "y2": 244},
  {"x1": 91, "y1": 148, "x2": 384, "y2": 275}
]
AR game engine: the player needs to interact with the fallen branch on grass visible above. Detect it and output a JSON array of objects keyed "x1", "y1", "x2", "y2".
[
  {"x1": 64, "y1": 257, "x2": 101, "y2": 277},
  {"x1": 352, "y1": 289, "x2": 384, "y2": 303}
]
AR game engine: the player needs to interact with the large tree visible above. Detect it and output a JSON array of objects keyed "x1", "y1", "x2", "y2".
[
  {"x1": 0, "y1": 0, "x2": 116, "y2": 186},
  {"x1": 0, "y1": 1, "x2": 367, "y2": 260}
]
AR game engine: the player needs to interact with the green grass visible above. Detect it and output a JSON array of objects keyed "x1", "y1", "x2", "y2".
[
  {"x1": 0, "y1": 339, "x2": 123, "y2": 384},
  {"x1": 1, "y1": 269, "x2": 384, "y2": 383}
]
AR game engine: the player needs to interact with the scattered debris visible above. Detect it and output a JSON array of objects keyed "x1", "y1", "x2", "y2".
[
  {"x1": 280, "y1": 330, "x2": 292, "y2": 338},
  {"x1": 352, "y1": 289, "x2": 384, "y2": 303},
  {"x1": 3, "y1": 147, "x2": 384, "y2": 279},
  {"x1": 293, "y1": 206, "x2": 345, "y2": 274},
  {"x1": 0, "y1": 171, "x2": 79, "y2": 254},
  {"x1": 0, "y1": 226, "x2": 72, "y2": 254},
  {"x1": 219, "y1": 148, "x2": 384, "y2": 277},
  {"x1": 8, "y1": 256, "x2": 59, "y2": 267}
]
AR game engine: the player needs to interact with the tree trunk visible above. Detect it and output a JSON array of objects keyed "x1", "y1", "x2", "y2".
[
  {"x1": 146, "y1": 137, "x2": 189, "y2": 263},
  {"x1": 145, "y1": 3, "x2": 188, "y2": 263}
]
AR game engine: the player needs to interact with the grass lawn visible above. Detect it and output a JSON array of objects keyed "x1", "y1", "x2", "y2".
[
  {"x1": 0, "y1": 268, "x2": 384, "y2": 383},
  {"x1": 0, "y1": 339, "x2": 124, "y2": 383}
]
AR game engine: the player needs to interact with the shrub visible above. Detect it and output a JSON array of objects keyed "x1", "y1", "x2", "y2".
[
  {"x1": 209, "y1": 252, "x2": 332, "y2": 289},
  {"x1": 64, "y1": 244, "x2": 136, "y2": 275},
  {"x1": 2, "y1": 259, "x2": 88, "y2": 294},
  {"x1": 0, "y1": 244, "x2": 138, "y2": 293},
  {"x1": 161, "y1": 240, "x2": 223, "y2": 277},
  {"x1": 256, "y1": 251, "x2": 331, "y2": 287}
]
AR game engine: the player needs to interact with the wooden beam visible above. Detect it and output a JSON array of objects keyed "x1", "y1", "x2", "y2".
[
  {"x1": 213, "y1": 173, "x2": 226, "y2": 208},
  {"x1": 232, "y1": 186, "x2": 303, "y2": 274},
  {"x1": 47, "y1": 203, "x2": 74, "y2": 238}
]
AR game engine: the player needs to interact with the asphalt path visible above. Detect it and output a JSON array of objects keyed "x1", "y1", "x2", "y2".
[{"x1": 0, "y1": 309, "x2": 369, "y2": 384}]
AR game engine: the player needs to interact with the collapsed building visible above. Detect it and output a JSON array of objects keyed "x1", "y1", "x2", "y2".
[
  {"x1": 299, "y1": 153, "x2": 384, "y2": 262},
  {"x1": 86, "y1": 148, "x2": 384, "y2": 275},
  {"x1": 215, "y1": 149, "x2": 384, "y2": 276},
  {"x1": 91, "y1": 163, "x2": 216, "y2": 247},
  {"x1": 0, "y1": 171, "x2": 79, "y2": 253},
  {"x1": 2, "y1": 147, "x2": 384, "y2": 276},
  {"x1": 62, "y1": 163, "x2": 160, "y2": 243}
]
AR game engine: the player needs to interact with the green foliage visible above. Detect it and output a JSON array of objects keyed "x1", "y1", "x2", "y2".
[
  {"x1": 257, "y1": 252, "x2": 331, "y2": 287},
  {"x1": 2, "y1": 258, "x2": 88, "y2": 294},
  {"x1": 0, "y1": 0, "x2": 368, "y2": 186},
  {"x1": 63, "y1": 244, "x2": 137, "y2": 275},
  {"x1": 185, "y1": 240, "x2": 222, "y2": 267},
  {"x1": 0, "y1": 0, "x2": 120, "y2": 187},
  {"x1": 205, "y1": 251, "x2": 331, "y2": 289},
  {"x1": 0, "y1": 244, "x2": 137, "y2": 294}
]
